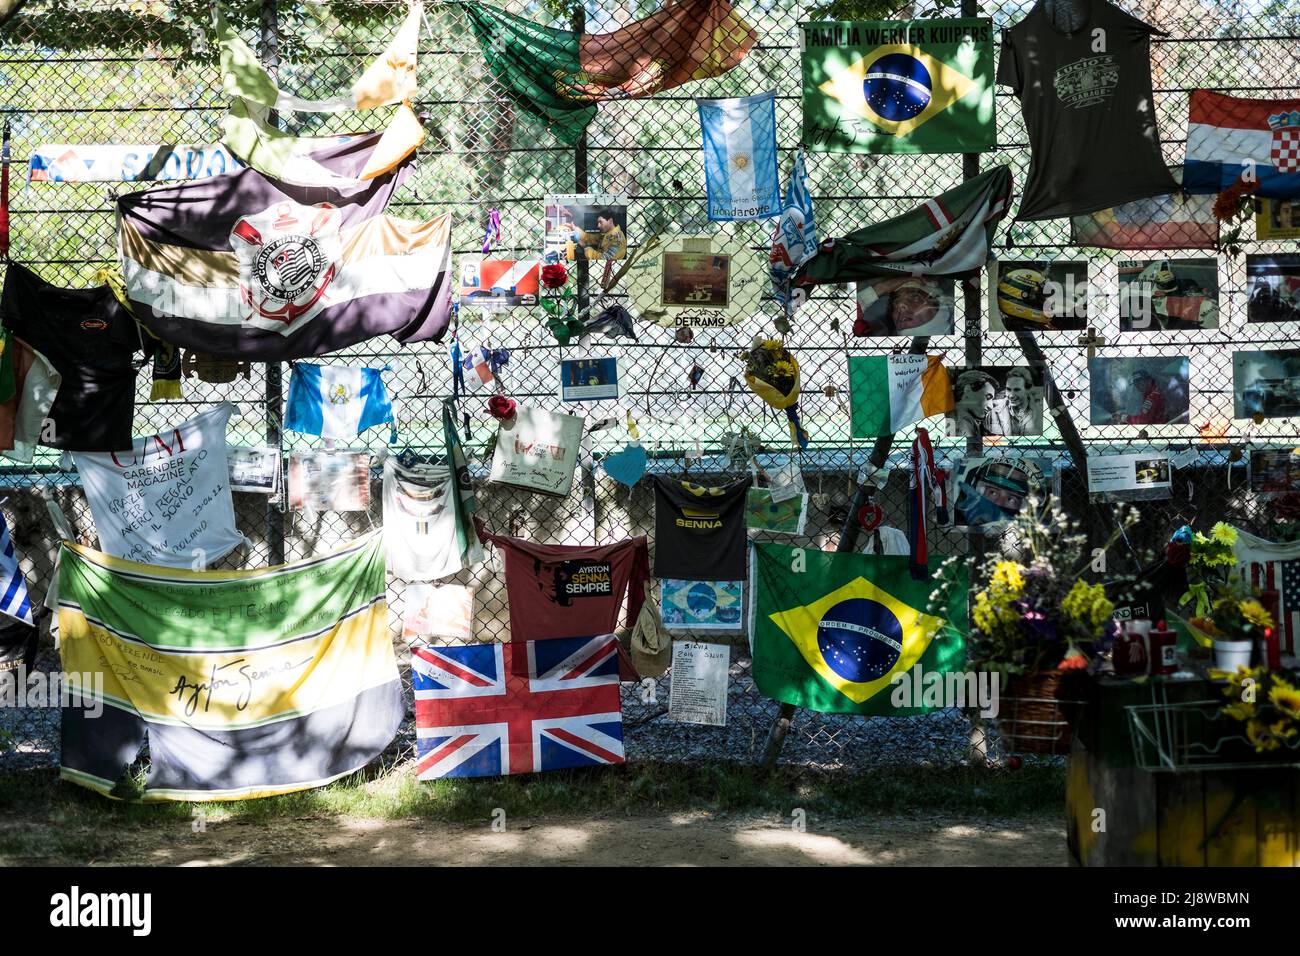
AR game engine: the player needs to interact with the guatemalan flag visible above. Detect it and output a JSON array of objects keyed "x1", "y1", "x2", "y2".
[
  {"x1": 0, "y1": 512, "x2": 33, "y2": 626},
  {"x1": 412, "y1": 634, "x2": 625, "y2": 779},
  {"x1": 285, "y1": 363, "x2": 394, "y2": 440},
  {"x1": 697, "y1": 91, "x2": 782, "y2": 222},
  {"x1": 1184, "y1": 90, "x2": 1300, "y2": 199}
]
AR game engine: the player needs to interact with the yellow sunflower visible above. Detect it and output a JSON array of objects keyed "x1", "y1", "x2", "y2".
[
  {"x1": 1239, "y1": 599, "x2": 1274, "y2": 630},
  {"x1": 1269, "y1": 676, "x2": 1300, "y2": 719}
]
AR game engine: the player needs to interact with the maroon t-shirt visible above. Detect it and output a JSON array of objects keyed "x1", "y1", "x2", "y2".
[{"x1": 478, "y1": 526, "x2": 649, "y2": 643}]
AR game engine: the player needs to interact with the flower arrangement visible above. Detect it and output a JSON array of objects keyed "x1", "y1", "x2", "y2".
[
  {"x1": 1220, "y1": 666, "x2": 1300, "y2": 753},
  {"x1": 1166, "y1": 523, "x2": 1273, "y2": 645},
  {"x1": 741, "y1": 337, "x2": 808, "y2": 448},
  {"x1": 929, "y1": 497, "x2": 1133, "y2": 677}
]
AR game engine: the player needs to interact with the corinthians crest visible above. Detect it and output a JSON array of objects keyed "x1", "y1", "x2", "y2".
[{"x1": 230, "y1": 201, "x2": 342, "y2": 330}]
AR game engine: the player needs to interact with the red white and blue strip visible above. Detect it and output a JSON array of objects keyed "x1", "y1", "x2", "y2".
[{"x1": 1184, "y1": 90, "x2": 1300, "y2": 198}]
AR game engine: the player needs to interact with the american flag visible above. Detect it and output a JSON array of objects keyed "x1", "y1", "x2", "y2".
[
  {"x1": 413, "y1": 634, "x2": 624, "y2": 779},
  {"x1": 1237, "y1": 538, "x2": 1300, "y2": 658}
]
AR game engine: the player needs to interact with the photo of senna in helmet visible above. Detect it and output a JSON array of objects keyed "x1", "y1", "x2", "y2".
[
  {"x1": 950, "y1": 457, "x2": 1047, "y2": 528},
  {"x1": 991, "y1": 260, "x2": 1090, "y2": 332},
  {"x1": 1118, "y1": 257, "x2": 1219, "y2": 331}
]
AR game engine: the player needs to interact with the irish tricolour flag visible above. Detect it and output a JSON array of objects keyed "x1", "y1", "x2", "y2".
[
  {"x1": 1184, "y1": 90, "x2": 1300, "y2": 199},
  {"x1": 848, "y1": 354, "x2": 953, "y2": 438}
]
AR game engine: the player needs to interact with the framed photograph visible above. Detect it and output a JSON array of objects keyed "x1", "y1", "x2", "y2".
[
  {"x1": 946, "y1": 365, "x2": 1045, "y2": 437},
  {"x1": 560, "y1": 357, "x2": 619, "y2": 402},
  {"x1": 543, "y1": 193, "x2": 629, "y2": 263},
  {"x1": 227, "y1": 446, "x2": 280, "y2": 495},
  {"x1": 1086, "y1": 452, "x2": 1174, "y2": 502},
  {"x1": 1117, "y1": 258, "x2": 1220, "y2": 331},
  {"x1": 745, "y1": 488, "x2": 809, "y2": 535},
  {"x1": 661, "y1": 251, "x2": 731, "y2": 308},
  {"x1": 1233, "y1": 349, "x2": 1300, "y2": 420},
  {"x1": 287, "y1": 451, "x2": 371, "y2": 512},
  {"x1": 1088, "y1": 356, "x2": 1191, "y2": 426},
  {"x1": 660, "y1": 579, "x2": 744, "y2": 632},
  {"x1": 855, "y1": 276, "x2": 955, "y2": 336},
  {"x1": 1256, "y1": 199, "x2": 1300, "y2": 241},
  {"x1": 987, "y1": 259, "x2": 1090, "y2": 332},
  {"x1": 948, "y1": 457, "x2": 1050, "y2": 528},
  {"x1": 1246, "y1": 254, "x2": 1300, "y2": 323},
  {"x1": 628, "y1": 234, "x2": 762, "y2": 328},
  {"x1": 458, "y1": 257, "x2": 540, "y2": 308},
  {"x1": 1248, "y1": 448, "x2": 1300, "y2": 495}
]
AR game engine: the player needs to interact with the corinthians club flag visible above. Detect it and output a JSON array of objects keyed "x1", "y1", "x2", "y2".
[
  {"x1": 749, "y1": 542, "x2": 966, "y2": 715},
  {"x1": 801, "y1": 19, "x2": 995, "y2": 155},
  {"x1": 117, "y1": 140, "x2": 453, "y2": 361},
  {"x1": 463, "y1": 0, "x2": 757, "y2": 147},
  {"x1": 793, "y1": 165, "x2": 1011, "y2": 288},
  {"x1": 57, "y1": 534, "x2": 402, "y2": 801}
]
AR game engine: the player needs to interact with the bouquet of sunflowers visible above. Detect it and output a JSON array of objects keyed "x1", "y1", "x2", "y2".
[
  {"x1": 1220, "y1": 666, "x2": 1300, "y2": 754},
  {"x1": 928, "y1": 498, "x2": 1133, "y2": 677},
  {"x1": 1166, "y1": 523, "x2": 1275, "y2": 647},
  {"x1": 741, "y1": 337, "x2": 808, "y2": 448}
]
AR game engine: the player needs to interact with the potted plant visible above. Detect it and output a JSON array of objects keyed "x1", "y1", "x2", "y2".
[
  {"x1": 929, "y1": 498, "x2": 1133, "y2": 755},
  {"x1": 1166, "y1": 523, "x2": 1274, "y2": 670}
]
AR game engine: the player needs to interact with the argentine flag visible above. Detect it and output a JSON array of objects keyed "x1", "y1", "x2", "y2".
[
  {"x1": 286, "y1": 363, "x2": 395, "y2": 440},
  {"x1": 0, "y1": 513, "x2": 33, "y2": 627},
  {"x1": 697, "y1": 91, "x2": 781, "y2": 222}
]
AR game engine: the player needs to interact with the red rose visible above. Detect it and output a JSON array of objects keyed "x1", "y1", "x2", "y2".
[
  {"x1": 540, "y1": 264, "x2": 568, "y2": 289},
  {"x1": 487, "y1": 395, "x2": 517, "y2": 421}
]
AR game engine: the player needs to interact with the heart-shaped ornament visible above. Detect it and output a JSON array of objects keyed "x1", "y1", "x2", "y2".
[
  {"x1": 857, "y1": 503, "x2": 884, "y2": 532},
  {"x1": 602, "y1": 442, "x2": 647, "y2": 486}
]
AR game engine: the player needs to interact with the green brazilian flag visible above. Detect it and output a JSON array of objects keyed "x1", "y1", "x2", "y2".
[
  {"x1": 750, "y1": 542, "x2": 967, "y2": 715},
  {"x1": 801, "y1": 18, "x2": 996, "y2": 155}
]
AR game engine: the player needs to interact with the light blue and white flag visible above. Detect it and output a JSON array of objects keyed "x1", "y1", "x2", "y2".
[
  {"x1": 286, "y1": 363, "x2": 395, "y2": 440},
  {"x1": 768, "y1": 147, "x2": 819, "y2": 308},
  {"x1": 697, "y1": 91, "x2": 781, "y2": 222},
  {"x1": 0, "y1": 513, "x2": 33, "y2": 626}
]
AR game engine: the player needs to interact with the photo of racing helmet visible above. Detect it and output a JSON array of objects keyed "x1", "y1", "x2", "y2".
[{"x1": 996, "y1": 268, "x2": 1049, "y2": 325}]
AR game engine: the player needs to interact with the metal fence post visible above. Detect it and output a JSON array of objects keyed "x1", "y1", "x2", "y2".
[{"x1": 259, "y1": 0, "x2": 286, "y2": 566}]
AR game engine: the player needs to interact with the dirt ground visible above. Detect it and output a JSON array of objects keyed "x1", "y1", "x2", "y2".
[{"x1": 4, "y1": 811, "x2": 1068, "y2": 866}]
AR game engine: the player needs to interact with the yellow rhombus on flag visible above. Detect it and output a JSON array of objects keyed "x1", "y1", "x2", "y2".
[
  {"x1": 820, "y1": 43, "x2": 977, "y2": 138},
  {"x1": 767, "y1": 575, "x2": 944, "y2": 705}
]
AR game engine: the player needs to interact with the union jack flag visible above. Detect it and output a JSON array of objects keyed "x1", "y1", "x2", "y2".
[{"x1": 413, "y1": 634, "x2": 624, "y2": 779}]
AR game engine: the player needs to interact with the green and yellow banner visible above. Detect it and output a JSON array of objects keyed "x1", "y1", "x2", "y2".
[{"x1": 58, "y1": 534, "x2": 402, "y2": 802}]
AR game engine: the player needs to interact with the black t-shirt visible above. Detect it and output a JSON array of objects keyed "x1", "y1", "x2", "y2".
[
  {"x1": 0, "y1": 264, "x2": 140, "y2": 452},
  {"x1": 652, "y1": 475, "x2": 752, "y2": 581},
  {"x1": 998, "y1": 0, "x2": 1178, "y2": 220}
]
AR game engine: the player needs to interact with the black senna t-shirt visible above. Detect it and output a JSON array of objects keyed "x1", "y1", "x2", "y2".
[
  {"x1": 652, "y1": 475, "x2": 753, "y2": 581},
  {"x1": 0, "y1": 264, "x2": 141, "y2": 452},
  {"x1": 998, "y1": 0, "x2": 1178, "y2": 220}
]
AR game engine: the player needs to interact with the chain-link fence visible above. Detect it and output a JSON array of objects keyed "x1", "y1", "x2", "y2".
[{"x1": 1, "y1": 0, "x2": 1298, "y2": 779}]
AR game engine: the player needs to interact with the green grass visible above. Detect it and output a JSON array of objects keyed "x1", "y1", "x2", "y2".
[{"x1": 0, "y1": 758, "x2": 1064, "y2": 833}]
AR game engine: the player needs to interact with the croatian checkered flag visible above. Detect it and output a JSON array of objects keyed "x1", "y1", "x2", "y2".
[{"x1": 0, "y1": 512, "x2": 32, "y2": 626}]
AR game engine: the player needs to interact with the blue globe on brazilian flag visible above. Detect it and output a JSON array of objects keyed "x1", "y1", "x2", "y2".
[
  {"x1": 750, "y1": 542, "x2": 967, "y2": 715},
  {"x1": 801, "y1": 19, "x2": 996, "y2": 155}
]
